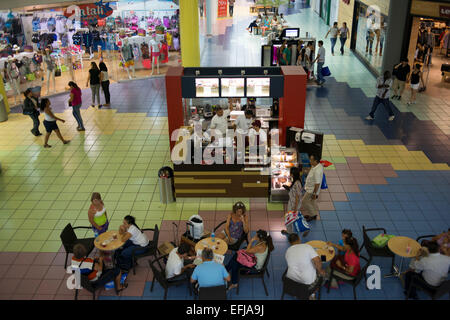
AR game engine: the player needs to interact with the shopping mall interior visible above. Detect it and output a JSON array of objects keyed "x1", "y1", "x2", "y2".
[{"x1": 0, "y1": 0, "x2": 448, "y2": 301}]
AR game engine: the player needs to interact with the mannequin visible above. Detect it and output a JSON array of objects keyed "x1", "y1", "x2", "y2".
[
  {"x1": 4, "y1": 58, "x2": 21, "y2": 104},
  {"x1": 43, "y1": 48, "x2": 56, "y2": 95},
  {"x1": 64, "y1": 50, "x2": 74, "y2": 81},
  {"x1": 121, "y1": 38, "x2": 135, "y2": 79},
  {"x1": 149, "y1": 34, "x2": 161, "y2": 75}
]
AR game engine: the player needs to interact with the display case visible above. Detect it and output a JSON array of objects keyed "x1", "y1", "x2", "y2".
[{"x1": 270, "y1": 147, "x2": 298, "y2": 202}]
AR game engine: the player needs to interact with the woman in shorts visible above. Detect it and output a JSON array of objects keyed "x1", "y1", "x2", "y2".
[
  {"x1": 40, "y1": 98, "x2": 70, "y2": 148},
  {"x1": 407, "y1": 63, "x2": 425, "y2": 105}
]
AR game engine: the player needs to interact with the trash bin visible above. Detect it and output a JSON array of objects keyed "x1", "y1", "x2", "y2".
[
  {"x1": 0, "y1": 95, "x2": 8, "y2": 122},
  {"x1": 158, "y1": 166, "x2": 175, "y2": 203}
]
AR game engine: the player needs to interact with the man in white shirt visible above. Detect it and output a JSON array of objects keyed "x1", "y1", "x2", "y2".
[
  {"x1": 302, "y1": 154, "x2": 324, "y2": 222},
  {"x1": 210, "y1": 106, "x2": 232, "y2": 139},
  {"x1": 365, "y1": 70, "x2": 395, "y2": 121},
  {"x1": 404, "y1": 241, "x2": 450, "y2": 299},
  {"x1": 312, "y1": 40, "x2": 326, "y2": 85},
  {"x1": 166, "y1": 243, "x2": 196, "y2": 282},
  {"x1": 285, "y1": 233, "x2": 325, "y2": 299},
  {"x1": 233, "y1": 109, "x2": 254, "y2": 134}
]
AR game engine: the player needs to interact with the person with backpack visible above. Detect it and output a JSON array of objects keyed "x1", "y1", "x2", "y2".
[
  {"x1": 365, "y1": 71, "x2": 395, "y2": 121},
  {"x1": 22, "y1": 88, "x2": 42, "y2": 136},
  {"x1": 67, "y1": 81, "x2": 85, "y2": 131}
]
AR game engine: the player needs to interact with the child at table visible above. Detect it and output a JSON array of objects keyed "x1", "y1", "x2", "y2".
[{"x1": 338, "y1": 229, "x2": 353, "y2": 255}]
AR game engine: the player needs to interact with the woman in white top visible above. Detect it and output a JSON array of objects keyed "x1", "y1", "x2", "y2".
[
  {"x1": 117, "y1": 215, "x2": 150, "y2": 271},
  {"x1": 39, "y1": 98, "x2": 70, "y2": 148},
  {"x1": 99, "y1": 62, "x2": 110, "y2": 107}
]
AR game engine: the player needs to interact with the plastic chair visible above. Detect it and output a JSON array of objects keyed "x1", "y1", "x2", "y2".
[
  {"x1": 213, "y1": 220, "x2": 249, "y2": 252},
  {"x1": 60, "y1": 223, "x2": 95, "y2": 269},
  {"x1": 237, "y1": 250, "x2": 271, "y2": 296},
  {"x1": 361, "y1": 226, "x2": 395, "y2": 272},
  {"x1": 281, "y1": 269, "x2": 323, "y2": 300},
  {"x1": 132, "y1": 225, "x2": 159, "y2": 275}
]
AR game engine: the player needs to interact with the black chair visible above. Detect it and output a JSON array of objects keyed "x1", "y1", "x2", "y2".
[
  {"x1": 198, "y1": 285, "x2": 227, "y2": 300},
  {"x1": 327, "y1": 255, "x2": 371, "y2": 300},
  {"x1": 281, "y1": 269, "x2": 323, "y2": 300},
  {"x1": 361, "y1": 226, "x2": 395, "y2": 273},
  {"x1": 148, "y1": 255, "x2": 192, "y2": 300},
  {"x1": 416, "y1": 234, "x2": 436, "y2": 246},
  {"x1": 213, "y1": 220, "x2": 249, "y2": 252},
  {"x1": 74, "y1": 273, "x2": 97, "y2": 300},
  {"x1": 237, "y1": 250, "x2": 271, "y2": 296},
  {"x1": 132, "y1": 225, "x2": 159, "y2": 275},
  {"x1": 406, "y1": 276, "x2": 450, "y2": 300},
  {"x1": 60, "y1": 223, "x2": 95, "y2": 269}
]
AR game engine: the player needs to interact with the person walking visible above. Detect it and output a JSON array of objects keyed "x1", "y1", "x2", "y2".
[
  {"x1": 229, "y1": 0, "x2": 235, "y2": 17},
  {"x1": 40, "y1": 98, "x2": 70, "y2": 148},
  {"x1": 325, "y1": 22, "x2": 339, "y2": 56},
  {"x1": 68, "y1": 81, "x2": 85, "y2": 131},
  {"x1": 339, "y1": 22, "x2": 350, "y2": 55},
  {"x1": 99, "y1": 62, "x2": 110, "y2": 107},
  {"x1": 302, "y1": 154, "x2": 324, "y2": 222},
  {"x1": 22, "y1": 88, "x2": 42, "y2": 136},
  {"x1": 391, "y1": 59, "x2": 410, "y2": 101},
  {"x1": 312, "y1": 40, "x2": 326, "y2": 85},
  {"x1": 199, "y1": 0, "x2": 204, "y2": 17},
  {"x1": 86, "y1": 62, "x2": 101, "y2": 109},
  {"x1": 407, "y1": 64, "x2": 425, "y2": 105},
  {"x1": 365, "y1": 71, "x2": 395, "y2": 121}
]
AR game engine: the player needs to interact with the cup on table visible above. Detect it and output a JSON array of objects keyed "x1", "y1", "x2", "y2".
[{"x1": 112, "y1": 234, "x2": 118, "y2": 240}]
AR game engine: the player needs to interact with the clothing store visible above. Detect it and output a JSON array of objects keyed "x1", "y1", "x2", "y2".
[
  {"x1": 405, "y1": 0, "x2": 450, "y2": 86},
  {"x1": 0, "y1": 0, "x2": 181, "y2": 108}
]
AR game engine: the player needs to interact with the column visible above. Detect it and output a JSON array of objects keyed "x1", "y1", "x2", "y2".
[
  {"x1": 382, "y1": 0, "x2": 410, "y2": 73},
  {"x1": 0, "y1": 73, "x2": 10, "y2": 113},
  {"x1": 180, "y1": 0, "x2": 200, "y2": 67},
  {"x1": 206, "y1": 0, "x2": 215, "y2": 36}
]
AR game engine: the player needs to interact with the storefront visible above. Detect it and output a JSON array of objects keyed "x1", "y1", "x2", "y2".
[
  {"x1": 164, "y1": 66, "x2": 323, "y2": 201},
  {"x1": 312, "y1": 0, "x2": 340, "y2": 26},
  {"x1": 0, "y1": 0, "x2": 181, "y2": 109}
]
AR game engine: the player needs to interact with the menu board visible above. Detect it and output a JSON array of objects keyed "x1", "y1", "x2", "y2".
[
  {"x1": 221, "y1": 78, "x2": 245, "y2": 97},
  {"x1": 246, "y1": 78, "x2": 270, "y2": 97},
  {"x1": 195, "y1": 78, "x2": 219, "y2": 97}
]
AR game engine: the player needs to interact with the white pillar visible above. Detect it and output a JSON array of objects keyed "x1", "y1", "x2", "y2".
[{"x1": 206, "y1": 0, "x2": 216, "y2": 36}]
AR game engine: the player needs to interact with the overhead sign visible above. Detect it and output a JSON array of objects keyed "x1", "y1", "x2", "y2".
[
  {"x1": 440, "y1": 5, "x2": 450, "y2": 18},
  {"x1": 64, "y1": 0, "x2": 113, "y2": 24},
  {"x1": 218, "y1": 0, "x2": 228, "y2": 18}
]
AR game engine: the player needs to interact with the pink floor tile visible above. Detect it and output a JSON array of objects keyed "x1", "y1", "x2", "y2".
[
  {"x1": 160, "y1": 220, "x2": 177, "y2": 230},
  {"x1": 24, "y1": 265, "x2": 50, "y2": 280},
  {"x1": 250, "y1": 198, "x2": 267, "y2": 203},
  {"x1": 10, "y1": 294, "x2": 34, "y2": 300},
  {"x1": 330, "y1": 193, "x2": 349, "y2": 201},
  {"x1": 158, "y1": 231, "x2": 173, "y2": 243},
  {"x1": 120, "y1": 280, "x2": 145, "y2": 297},
  {"x1": 250, "y1": 220, "x2": 269, "y2": 230},
  {"x1": 369, "y1": 176, "x2": 387, "y2": 185},
  {"x1": 318, "y1": 193, "x2": 332, "y2": 202},
  {"x1": 343, "y1": 185, "x2": 361, "y2": 193},
  {"x1": 249, "y1": 210, "x2": 268, "y2": 219},
  {"x1": 336, "y1": 170, "x2": 353, "y2": 177},
  {"x1": 345, "y1": 157, "x2": 361, "y2": 164},
  {"x1": 198, "y1": 211, "x2": 215, "y2": 220},
  {"x1": 128, "y1": 266, "x2": 149, "y2": 282},
  {"x1": 339, "y1": 177, "x2": 356, "y2": 185},
  {"x1": 0, "y1": 294, "x2": 11, "y2": 300},
  {"x1": 352, "y1": 170, "x2": 368, "y2": 177},
  {"x1": 250, "y1": 202, "x2": 267, "y2": 210},
  {"x1": 5, "y1": 265, "x2": 30, "y2": 278},
  {"x1": 32, "y1": 294, "x2": 54, "y2": 300},
  {"x1": 52, "y1": 253, "x2": 69, "y2": 266},
  {"x1": 363, "y1": 164, "x2": 380, "y2": 170},
  {"x1": 33, "y1": 252, "x2": 57, "y2": 265},
  {"x1": 328, "y1": 185, "x2": 345, "y2": 193},
  {"x1": 57, "y1": 278, "x2": 76, "y2": 296},
  {"x1": 43, "y1": 265, "x2": 66, "y2": 280},
  {"x1": 146, "y1": 269, "x2": 154, "y2": 281},
  {"x1": 0, "y1": 252, "x2": 19, "y2": 265},
  {"x1": 15, "y1": 279, "x2": 42, "y2": 295},
  {"x1": 215, "y1": 211, "x2": 230, "y2": 221},
  {"x1": 354, "y1": 176, "x2": 372, "y2": 184},
  {"x1": 367, "y1": 170, "x2": 382, "y2": 177},
  {"x1": 334, "y1": 163, "x2": 350, "y2": 170},
  {"x1": 317, "y1": 202, "x2": 335, "y2": 211},
  {"x1": 14, "y1": 252, "x2": 38, "y2": 265},
  {"x1": 377, "y1": 163, "x2": 394, "y2": 170},
  {"x1": 324, "y1": 170, "x2": 338, "y2": 177},
  {"x1": 202, "y1": 220, "x2": 215, "y2": 232},
  {"x1": 0, "y1": 265, "x2": 10, "y2": 276},
  {"x1": 267, "y1": 211, "x2": 285, "y2": 219},
  {"x1": 36, "y1": 279, "x2": 62, "y2": 295},
  {"x1": 348, "y1": 163, "x2": 365, "y2": 171},
  {"x1": 326, "y1": 177, "x2": 341, "y2": 185},
  {"x1": 381, "y1": 170, "x2": 398, "y2": 178},
  {"x1": 268, "y1": 220, "x2": 285, "y2": 231},
  {"x1": 0, "y1": 278, "x2": 21, "y2": 294}
]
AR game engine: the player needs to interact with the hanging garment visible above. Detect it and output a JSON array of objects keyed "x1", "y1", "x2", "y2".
[
  {"x1": 172, "y1": 36, "x2": 180, "y2": 51},
  {"x1": 121, "y1": 44, "x2": 134, "y2": 61},
  {"x1": 55, "y1": 17, "x2": 66, "y2": 34},
  {"x1": 163, "y1": 16, "x2": 170, "y2": 29},
  {"x1": 166, "y1": 32, "x2": 173, "y2": 47},
  {"x1": 47, "y1": 17, "x2": 56, "y2": 32},
  {"x1": 32, "y1": 18, "x2": 40, "y2": 32},
  {"x1": 160, "y1": 43, "x2": 169, "y2": 63},
  {"x1": 31, "y1": 33, "x2": 40, "y2": 44},
  {"x1": 72, "y1": 33, "x2": 82, "y2": 45},
  {"x1": 141, "y1": 43, "x2": 150, "y2": 59},
  {"x1": 133, "y1": 44, "x2": 140, "y2": 60}
]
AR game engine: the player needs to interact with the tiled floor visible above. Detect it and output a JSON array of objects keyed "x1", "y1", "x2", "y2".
[{"x1": 0, "y1": 0, "x2": 448, "y2": 300}]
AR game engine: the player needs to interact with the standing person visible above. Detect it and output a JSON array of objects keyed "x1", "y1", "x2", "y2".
[
  {"x1": 407, "y1": 64, "x2": 425, "y2": 105},
  {"x1": 116, "y1": 215, "x2": 149, "y2": 271},
  {"x1": 99, "y1": 62, "x2": 110, "y2": 107},
  {"x1": 280, "y1": 43, "x2": 292, "y2": 66},
  {"x1": 86, "y1": 62, "x2": 101, "y2": 109},
  {"x1": 365, "y1": 71, "x2": 395, "y2": 121},
  {"x1": 22, "y1": 88, "x2": 42, "y2": 136},
  {"x1": 339, "y1": 22, "x2": 350, "y2": 55},
  {"x1": 43, "y1": 47, "x2": 56, "y2": 95},
  {"x1": 67, "y1": 81, "x2": 85, "y2": 131},
  {"x1": 88, "y1": 192, "x2": 109, "y2": 237},
  {"x1": 391, "y1": 59, "x2": 411, "y2": 101},
  {"x1": 302, "y1": 154, "x2": 324, "y2": 222},
  {"x1": 312, "y1": 40, "x2": 325, "y2": 85},
  {"x1": 229, "y1": 0, "x2": 235, "y2": 17},
  {"x1": 378, "y1": 24, "x2": 385, "y2": 56},
  {"x1": 304, "y1": 41, "x2": 314, "y2": 80},
  {"x1": 40, "y1": 98, "x2": 70, "y2": 148},
  {"x1": 325, "y1": 22, "x2": 339, "y2": 56},
  {"x1": 199, "y1": 0, "x2": 204, "y2": 17}
]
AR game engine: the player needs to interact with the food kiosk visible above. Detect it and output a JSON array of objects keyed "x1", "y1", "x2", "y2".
[{"x1": 165, "y1": 66, "x2": 307, "y2": 200}]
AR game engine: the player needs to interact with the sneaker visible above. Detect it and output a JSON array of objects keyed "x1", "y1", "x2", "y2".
[
  {"x1": 365, "y1": 115, "x2": 374, "y2": 120},
  {"x1": 391, "y1": 95, "x2": 397, "y2": 99},
  {"x1": 63, "y1": 140, "x2": 71, "y2": 144},
  {"x1": 388, "y1": 115, "x2": 395, "y2": 121},
  {"x1": 281, "y1": 230, "x2": 289, "y2": 236},
  {"x1": 77, "y1": 128, "x2": 85, "y2": 131},
  {"x1": 397, "y1": 95, "x2": 402, "y2": 100},
  {"x1": 90, "y1": 105, "x2": 95, "y2": 108}
]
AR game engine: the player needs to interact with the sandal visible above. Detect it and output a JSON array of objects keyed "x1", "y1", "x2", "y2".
[
  {"x1": 44, "y1": 144, "x2": 51, "y2": 148},
  {"x1": 63, "y1": 140, "x2": 70, "y2": 144},
  {"x1": 227, "y1": 284, "x2": 238, "y2": 292},
  {"x1": 115, "y1": 282, "x2": 128, "y2": 295}
]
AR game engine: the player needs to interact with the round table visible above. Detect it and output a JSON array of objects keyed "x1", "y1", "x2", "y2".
[
  {"x1": 195, "y1": 237, "x2": 228, "y2": 256},
  {"x1": 94, "y1": 231, "x2": 125, "y2": 269},
  {"x1": 306, "y1": 240, "x2": 335, "y2": 262},
  {"x1": 385, "y1": 236, "x2": 421, "y2": 278}
]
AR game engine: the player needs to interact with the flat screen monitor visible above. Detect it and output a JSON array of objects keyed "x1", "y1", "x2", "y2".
[
  {"x1": 246, "y1": 78, "x2": 270, "y2": 97},
  {"x1": 284, "y1": 28, "x2": 299, "y2": 38},
  {"x1": 195, "y1": 78, "x2": 219, "y2": 97},
  {"x1": 221, "y1": 78, "x2": 245, "y2": 97}
]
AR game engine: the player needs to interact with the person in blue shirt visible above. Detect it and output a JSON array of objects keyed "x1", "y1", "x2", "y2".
[
  {"x1": 338, "y1": 229, "x2": 353, "y2": 255},
  {"x1": 191, "y1": 248, "x2": 230, "y2": 289}
]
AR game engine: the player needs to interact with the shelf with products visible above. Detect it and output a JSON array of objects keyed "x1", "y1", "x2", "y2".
[{"x1": 270, "y1": 147, "x2": 298, "y2": 202}]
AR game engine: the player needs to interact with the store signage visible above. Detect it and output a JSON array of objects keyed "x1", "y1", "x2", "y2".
[
  {"x1": 440, "y1": 5, "x2": 450, "y2": 18},
  {"x1": 64, "y1": 0, "x2": 113, "y2": 23},
  {"x1": 218, "y1": 0, "x2": 228, "y2": 18}
]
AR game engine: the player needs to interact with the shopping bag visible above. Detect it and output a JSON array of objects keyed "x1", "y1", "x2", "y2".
[
  {"x1": 284, "y1": 211, "x2": 300, "y2": 227},
  {"x1": 26, "y1": 73, "x2": 36, "y2": 81},
  {"x1": 54, "y1": 68, "x2": 61, "y2": 77},
  {"x1": 292, "y1": 214, "x2": 311, "y2": 234},
  {"x1": 321, "y1": 66, "x2": 331, "y2": 77},
  {"x1": 371, "y1": 234, "x2": 396, "y2": 248}
]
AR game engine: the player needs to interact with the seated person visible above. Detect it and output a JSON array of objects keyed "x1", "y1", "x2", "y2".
[
  {"x1": 404, "y1": 240, "x2": 450, "y2": 299},
  {"x1": 270, "y1": 16, "x2": 280, "y2": 32},
  {"x1": 338, "y1": 229, "x2": 353, "y2": 255},
  {"x1": 217, "y1": 202, "x2": 249, "y2": 245},
  {"x1": 326, "y1": 237, "x2": 361, "y2": 288},
  {"x1": 116, "y1": 215, "x2": 150, "y2": 271},
  {"x1": 226, "y1": 229, "x2": 274, "y2": 291},
  {"x1": 71, "y1": 243, "x2": 127, "y2": 294},
  {"x1": 260, "y1": 14, "x2": 271, "y2": 36},
  {"x1": 191, "y1": 248, "x2": 230, "y2": 290},
  {"x1": 432, "y1": 229, "x2": 450, "y2": 256},
  {"x1": 279, "y1": 13, "x2": 287, "y2": 26},
  {"x1": 165, "y1": 242, "x2": 196, "y2": 281},
  {"x1": 285, "y1": 233, "x2": 325, "y2": 299},
  {"x1": 247, "y1": 14, "x2": 262, "y2": 33}
]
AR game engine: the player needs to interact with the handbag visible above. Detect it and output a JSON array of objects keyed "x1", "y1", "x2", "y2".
[
  {"x1": 236, "y1": 249, "x2": 256, "y2": 268},
  {"x1": 284, "y1": 210, "x2": 300, "y2": 227},
  {"x1": 321, "y1": 66, "x2": 331, "y2": 77},
  {"x1": 54, "y1": 68, "x2": 61, "y2": 77},
  {"x1": 371, "y1": 234, "x2": 396, "y2": 248}
]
